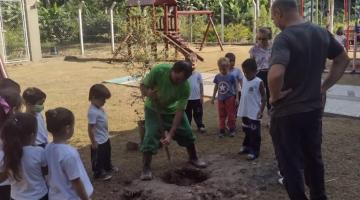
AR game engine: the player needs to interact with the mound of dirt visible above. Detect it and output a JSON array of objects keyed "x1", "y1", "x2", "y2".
[{"x1": 119, "y1": 154, "x2": 279, "y2": 200}]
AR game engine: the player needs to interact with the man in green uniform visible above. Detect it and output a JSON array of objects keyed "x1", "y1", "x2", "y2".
[{"x1": 140, "y1": 60, "x2": 207, "y2": 180}]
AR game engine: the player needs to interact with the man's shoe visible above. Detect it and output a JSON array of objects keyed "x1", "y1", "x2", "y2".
[
  {"x1": 199, "y1": 127, "x2": 206, "y2": 133},
  {"x1": 189, "y1": 159, "x2": 207, "y2": 168},
  {"x1": 140, "y1": 152, "x2": 153, "y2": 181},
  {"x1": 246, "y1": 154, "x2": 256, "y2": 161},
  {"x1": 140, "y1": 169, "x2": 153, "y2": 181},
  {"x1": 186, "y1": 144, "x2": 207, "y2": 168}
]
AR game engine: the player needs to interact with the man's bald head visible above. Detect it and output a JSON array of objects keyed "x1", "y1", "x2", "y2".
[
  {"x1": 271, "y1": 0, "x2": 301, "y2": 30},
  {"x1": 272, "y1": 0, "x2": 298, "y2": 12}
]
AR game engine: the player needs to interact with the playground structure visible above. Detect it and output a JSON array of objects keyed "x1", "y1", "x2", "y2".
[
  {"x1": 111, "y1": 0, "x2": 223, "y2": 62},
  {"x1": 299, "y1": 0, "x2": 359, "y2": 73}
]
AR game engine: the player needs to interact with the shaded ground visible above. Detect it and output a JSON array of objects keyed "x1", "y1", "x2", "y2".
[{"x1": 6, "y1": 46, "x2": 360, "y2": 199}]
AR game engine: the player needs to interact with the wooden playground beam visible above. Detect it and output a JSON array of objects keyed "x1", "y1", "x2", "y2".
[
  {"x1": 177, "y1": 10, "x2": 213, "y2": 16},
  {"x1": 157, "y1": 32, "x2": 204, "y2": 61},
  {"x1": 199, "y1": 16, "x2": 223, "y2": 51}
]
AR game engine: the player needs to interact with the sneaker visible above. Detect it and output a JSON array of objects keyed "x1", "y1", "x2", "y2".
[
  {"x1": 94, "y1": 173, "x2": 112, "y2": 181},
  {"x1": 218, "y1": 129, "x2": 225, "y2": 138},
  {"x1": 246, "y1": 154, "x2": 256, "y2": 161},
  {"x1": 218, "y1": 133, "x2": 225, "y2": 138},
  {"x1": 199, "y1": 127, "x2": 206, "y2": 133},
  {"x1": 189, "y1": 159, "x2": 207, "y2": 168},
  {"x1": 238, "y1": 146, "x2": 248, "y2": 154},
  {"x1": 278, "y1": 177, "x2": 284, "y2": 185},
  {"x1": 140, "y1": 169, "x2": 153, "y2": 181},
  {"x1": 107, "y1": 166, "x2": 119, "y2": 173},
  {"x1": 229, "y1": 130, "x2": 236, "y2": 137}
]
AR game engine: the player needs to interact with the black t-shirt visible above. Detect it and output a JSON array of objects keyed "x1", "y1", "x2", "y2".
[{"x1": 269, "y1": 22, "x2": 344, "y2": 117}]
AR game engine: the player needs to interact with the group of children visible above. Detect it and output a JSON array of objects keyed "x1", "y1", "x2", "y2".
[
  {"x1": 186, "y1": 27, "x2": 272, "y2": 161},
  {"x1": 0, "y1": 79, "x2": 115, "y2": 199},
  {"x1": 0, "y1": 26, "x2": 274, "y2": 199}
]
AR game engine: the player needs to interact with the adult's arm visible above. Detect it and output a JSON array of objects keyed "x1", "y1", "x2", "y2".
[
  {"x1": 321, "y1": 50, "x2": 350, "y2": 93},
  {"x1": 268, "y1": 33, "x2": 291, "y2": 104},
  {"x1": 268, "y1": 64, "x2": 291, "y2": 104}
]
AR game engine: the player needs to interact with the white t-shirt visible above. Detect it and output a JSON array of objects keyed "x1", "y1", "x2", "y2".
[
  {"x1": 7, "y1": 146, "x2": 48, "y2": 200},
  {"x1": 229, "y1": 67, "x2": 244, "y2": 92},
  {"x1": 87, "y1": 104, "x2": 109, "y2": 145},
  {"x1": 45, "y1": 143, "x2": 93, "y2": 200},
  {"x1": 35, "y1": 113, "x2": 48, "y2": 145},
  {"x1": 0, "y1": 144, "x2": 9, "y2": 186},
  {"x1": 188, "y1": 71, "x2": 203, "y2": 100},
  {"x1": 237, "y1": 77, "x2": 263, "y2": 121}
]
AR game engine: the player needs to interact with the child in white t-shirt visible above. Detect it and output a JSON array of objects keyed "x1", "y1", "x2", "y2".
[
  {"x1": 185, "y1": 54, "x2": 206, "y2": 133},
  {"x1": 0, "y1": 113, "x2": 48, "y2": 200},
  {"x1": 237, "y1": 58, "x2": 266, "y2": 160},
  {"x1": 45, "y1": 107, "x2": 93, "y2": 200},
  {"x1": 23, "y1": 87, "x2": 48, "y2": 148},
  {"x1": 88, "y1": 84, "x2": 117, "y2": 181}
]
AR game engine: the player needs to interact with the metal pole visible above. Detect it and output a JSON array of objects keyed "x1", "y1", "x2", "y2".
[
  {"x1": 110, "y1": 2, "x2": 117, "y2": 53},
  {"x1": 330, "y1": 0, "x2": 334, "y2": 33},
  {"x1": 220, "y1": 3, "x2": 224, "y2": 43},
  {"x1": 310, "y1": 0, "x2": 313, "y2": 22},
  {"x1": 252, "y1": 0, "x2": 257, "y2": 43},
  {"x1": 190, "y1": 5, "x2": 193, "y2": 44},
  {"x1": 316, "y1": 0, "x2": 319, "y2": 24},
  {"x1": 78, "y1": 1, "x2": 85, "y2": 56}
]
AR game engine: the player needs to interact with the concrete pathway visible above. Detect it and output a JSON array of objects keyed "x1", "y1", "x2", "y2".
[{"x1": 106, "y1": 73, "x2": 360, "y2": 118}]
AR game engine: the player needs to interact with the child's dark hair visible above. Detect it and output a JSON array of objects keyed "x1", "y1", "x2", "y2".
[
  {"x1": 0, "y1": 78, "x2": 21, "y2": 94},
  {"x1": 88, "y1": 84, "x2": 111, "y2": 101},
  {"x1": 225, "y1": 53, "x2": 236, "y2": 62},
  {"x1": 1, "y1": 112, "x2": 37, "y2": 181},
  {"x1": 22, "y1": 87, "x2": 46, "y2": 105},
  {"x1": 0, "y1": 89, "x2": 22, "y2": 127},
  {"x1": 258, "y1": 27, "x2": 272, "y2": 40},
  {"x1": 336, "y1": 27, "x2": 344, "y2": 35},
  {"x1": 242, "y1": 58, "x2": 258, "y2": 72},
  {"x1": 172, "y1": 60, "x2": 193, "y2": 79},
  {"x1": 45, "y1": 107, "x2": 74, "y2": 134}
]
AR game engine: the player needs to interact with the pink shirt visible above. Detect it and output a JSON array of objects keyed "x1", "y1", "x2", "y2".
[{"x1": 249, "y1": 44, "x2": 272, "y2": 71}]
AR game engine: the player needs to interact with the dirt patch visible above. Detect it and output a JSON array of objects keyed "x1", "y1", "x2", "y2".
[
  {"x1": 111, "y1": 154, "x2": 280, "y2": 200},
  {"x1": 161, "y1": 167, "x2": 209, "y2": 186}
]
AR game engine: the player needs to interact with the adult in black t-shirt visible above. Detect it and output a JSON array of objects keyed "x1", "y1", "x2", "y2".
[{"x1": 268, "y1": 0, "x2": 350, "y2": 199}]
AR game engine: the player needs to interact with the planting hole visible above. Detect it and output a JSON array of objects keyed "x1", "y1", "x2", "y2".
[{"x1": 161, "y1": 167, "x2": 209, "y2": 186}]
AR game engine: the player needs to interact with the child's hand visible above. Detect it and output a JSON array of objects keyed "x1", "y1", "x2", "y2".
[
  {"x1": 235, "y1": 99, "x2": 240, "y2": 105},
  {"x1": 91, "y1": 143, "x2": 98, "y2": 149},
  {"x1": 211, "y1": 98, "x2": 215, "y2": 104},
  {"x1": 257, "y1": 111, "x2": 263, "y2": 119}
]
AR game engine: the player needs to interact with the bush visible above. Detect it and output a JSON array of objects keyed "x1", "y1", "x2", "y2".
[{"x1": 38, "y1": 3, "x2": 78, "y2": 44}]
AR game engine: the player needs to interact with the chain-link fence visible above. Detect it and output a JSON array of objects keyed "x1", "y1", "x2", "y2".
[
  {"x1": 39, "y1": 1, "x2": 126, "y2": 58},
  {"x1": 0, "y1": 0, "x2": 29, "y2": 63}
]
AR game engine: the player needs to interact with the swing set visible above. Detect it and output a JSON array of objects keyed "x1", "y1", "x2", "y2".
[{"x1": 110, "y1": 0, "x2": 223, "y2": 63}]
